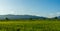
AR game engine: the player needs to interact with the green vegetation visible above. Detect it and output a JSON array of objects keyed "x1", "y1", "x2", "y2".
[{"x1": 0, "y1": 19, "x2": 60, "y2": 31}]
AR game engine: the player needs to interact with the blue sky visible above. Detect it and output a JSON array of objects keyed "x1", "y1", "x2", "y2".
[{"x1": 0, "y1": 0, "x2": 60, "y2": 17}]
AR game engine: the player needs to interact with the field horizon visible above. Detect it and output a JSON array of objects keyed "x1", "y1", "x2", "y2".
[{"x1": 0, "y1": 19, "x2": 60, "y2": 31}]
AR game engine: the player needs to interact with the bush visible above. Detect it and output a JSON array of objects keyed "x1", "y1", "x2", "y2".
[{"x1": 5, "y1": 17, "x2": 9, "y2": 20}]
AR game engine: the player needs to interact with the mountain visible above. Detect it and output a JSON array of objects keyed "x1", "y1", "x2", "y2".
[
  {"x1": 0, "y1": 14, "x2": 46, "y2": 20},
  {"x1": 57, "y1": 16, "x2": 60, "y2": 19},
  {"x1": 52, "y1": 16, "x2": 60, "y2": 19}
]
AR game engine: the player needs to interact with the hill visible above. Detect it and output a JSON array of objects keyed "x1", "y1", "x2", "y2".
[{"x1": 0, "y1": 14, "x2": 46, "y2": 20}]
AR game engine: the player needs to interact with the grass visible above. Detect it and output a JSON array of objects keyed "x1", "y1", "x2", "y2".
[{"x1": 0, "y1": 20, "x2": 60, "y2": 31}]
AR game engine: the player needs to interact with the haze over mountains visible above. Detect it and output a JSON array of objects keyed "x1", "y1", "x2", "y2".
[
  {"x1": 0, "y1": 14, "x2": 59, "y2": 20},
  {"x1": 0, "y1": 14, "x2": 46, "y2": 20}
]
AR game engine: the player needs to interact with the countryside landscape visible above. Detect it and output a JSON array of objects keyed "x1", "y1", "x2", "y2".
[
  {"x1": 0, "y1": 0, "x2": 60, "y2": 31},
  {"x1": 0, "y1": 15, "x2": 60, "y2": 31}
]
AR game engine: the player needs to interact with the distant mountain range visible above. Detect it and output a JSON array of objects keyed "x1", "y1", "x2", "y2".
[
  {"x1": 0, "y1": 14, "x2": 46, "y2": 20},
  {"x1": 56, "y1": 16, "x2": 60, "y2": 19},
  {"x1": 50, "y1": 16, "x2": 60, "y2": 19},
  {"x1": 0, "y1": 14, "x2": 60, "y2": 20}
]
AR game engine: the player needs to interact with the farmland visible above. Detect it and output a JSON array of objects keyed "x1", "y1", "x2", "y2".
[{"x1": 0, "y1": 19, "x2": 60, "y2": 31}]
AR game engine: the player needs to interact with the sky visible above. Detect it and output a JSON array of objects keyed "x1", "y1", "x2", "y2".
[{"x1": 0, "y1": 0, "x2": 60, "y2": 18}]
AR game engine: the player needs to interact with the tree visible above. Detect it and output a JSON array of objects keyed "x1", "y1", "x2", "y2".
[
  {"x1": 29, "y1": 18, "x2": 32, "y2": 20},
  {"x1": 5, "y1": 17, "x2": 9, "y2": 20},
  {"x1": 54, "y1": 17, "x2": 58, "y2": 19}
]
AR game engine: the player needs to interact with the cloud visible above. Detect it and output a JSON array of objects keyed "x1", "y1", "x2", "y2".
[
  {"x1": 48, "y1": 13, "x2": 55, "y2": 18},
  {"x1": 0, "y1": 10, "x2": 15, "y2": 15},
  {"x1": 48, "y1": 12, "x2": 60, "y2": 18},
  {"x1": 56, "y1": 12, "x2": 60, "y2": 15},
  {"x1": 57, "y1": 12, "x2": 60, "y2": 15}
]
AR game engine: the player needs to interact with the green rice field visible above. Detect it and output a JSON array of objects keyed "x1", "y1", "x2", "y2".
[{"x1": 0, "y1": 20, "x2": 60, "y2": 31}]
